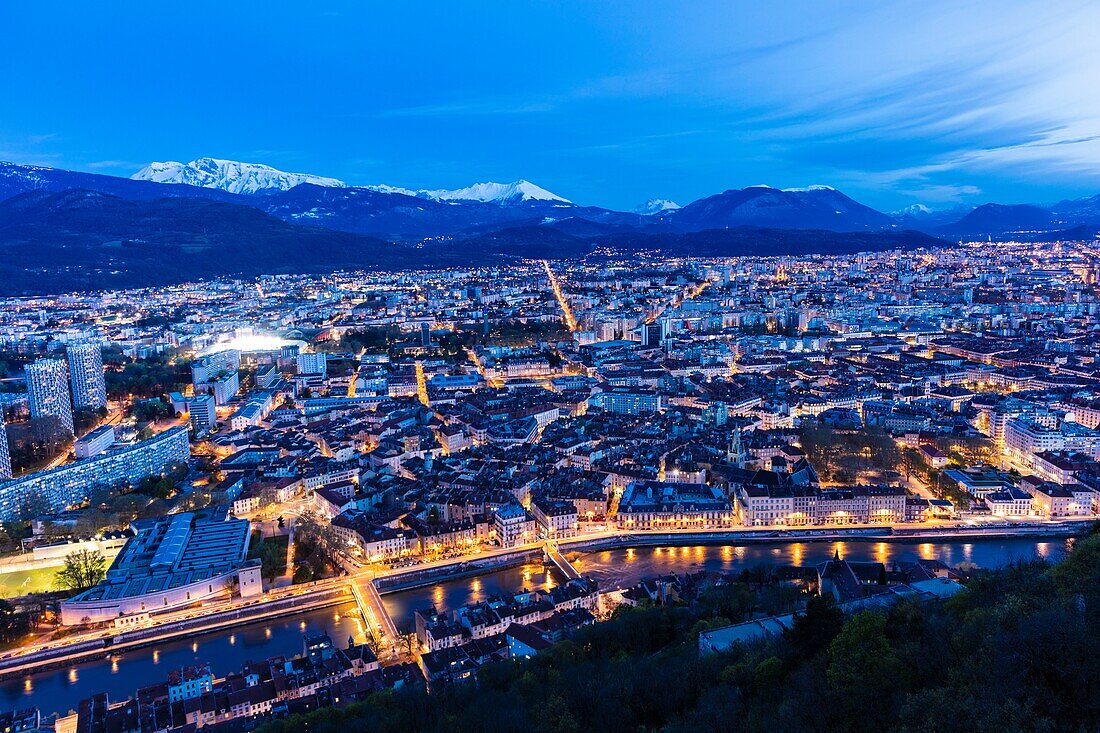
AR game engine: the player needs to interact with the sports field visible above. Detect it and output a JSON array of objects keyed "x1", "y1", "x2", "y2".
[{"x1": 0, "y1": 566, "x2": 58, "y2": 598}]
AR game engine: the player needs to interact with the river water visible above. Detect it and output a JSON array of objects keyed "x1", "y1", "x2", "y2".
[{"x1": 1, "y1": 536, "x2": 1069, "y2": 718}]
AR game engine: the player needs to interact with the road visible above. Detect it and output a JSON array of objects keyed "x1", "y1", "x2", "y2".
[
  {"x1": 466, "y1": 348, "x2": 503, "y2": 388},
  {"x1": 414, "y1": 361, "x2": 430, "y2": 406},
  {"x1": 644, "y1": 276, "x2": 716, "y2": 325},
  {"x1": 542, "y1": 260, "x2": 578, "y2": 332}
]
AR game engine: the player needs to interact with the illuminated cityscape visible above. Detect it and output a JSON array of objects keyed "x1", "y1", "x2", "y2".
[{"x1": 1, "y1": 3, "x2": 1099, "y2": 731}]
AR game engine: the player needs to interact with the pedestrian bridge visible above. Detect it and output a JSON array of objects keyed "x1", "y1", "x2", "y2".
[
  {"x1": 544, "y1": 541, "x2": 581, "y2": 580},
  {"x1": 349, "y1": 575, "x2": 403, "y2": 660}
]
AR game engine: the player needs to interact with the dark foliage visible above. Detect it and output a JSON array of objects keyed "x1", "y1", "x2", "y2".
[{"x1": 262, "y1": 528, "x2": 1100, "y2": 733}]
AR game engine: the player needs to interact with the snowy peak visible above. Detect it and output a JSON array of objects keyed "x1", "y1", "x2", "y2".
[
  {"x1": 422, "y1": 180, "x2": 570, "y2": 204},
  {"x1": 782, "y1": 184, "x2": 836, "y2": 193},
  {"x1": 363, "y1": 183, "x2": 420, "y2": 197},
  {"x1": 130, "y1": 157, "x2": 565, "y2": 204},
  {"x1": 635, "y1": 199, "x2": 681, "y2": 215},
  {"x1": 132, "y1": 157, "x2": 345, "y2": 194},
  {"x1": 893, "y1": 203, "x2": 934, "y2": 217}
]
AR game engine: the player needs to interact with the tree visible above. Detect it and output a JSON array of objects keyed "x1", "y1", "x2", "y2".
[
  {"x1": 0, "y1": 600, "x2": 22, "y2": 642},
  {"x1": 260, "y1": 541, "x2": 286, "y2": 581},
  {"x1": 293, "y1": 564, "x2": 314, "y2": 584},
  {"x1": 825, "y1": 611, "x2": 906, "y2": 732},
  {"x1": 784, "y1": 593, "x2": 844, "y2": 661},
  {"x1": 166, "y1": 461, "x2": 190, "y2": 483},
  {"x1": 138, "y1": 475, "x2": 176, "y2": 500},
  {"x1": 55, "y1": 549, "x2": 107, "y2": 591},
  {"x1": 15, "y1": 493, "x2": 51, "y2": 522},
  {"x1": 132, "y1": 398, "x2": 173, "y2": 423}
]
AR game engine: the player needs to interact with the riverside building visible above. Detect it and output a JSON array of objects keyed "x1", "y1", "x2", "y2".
[{"x1": 60, "y1": 506, "x2": 261, "y2": 625}]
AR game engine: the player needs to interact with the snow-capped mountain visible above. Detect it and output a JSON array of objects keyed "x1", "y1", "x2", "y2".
[
  {"x1": 132, "y1": 157, "x2": 345, "y2": 194},
  {"x1": 362, "y1": 179, "x2": 570, "y2": 205},
  {"x1": 420, "y1": 180, "x2": 570, "y2": 204},
  {"x1": 782, "y1": 184, "x2": 836, "y2": 193},
  {"x1": 894, "y1": 203, "x2": 934, "y2": 217},
  {"x1": 363, "y1": 183, "x2": 420, "y2": 197},
  {"x1": 892, "y1": 203, "x2": 977, "y2": 229},
  {"x1": 635, "y1": 199, "x2": 681, "y2": 215}
]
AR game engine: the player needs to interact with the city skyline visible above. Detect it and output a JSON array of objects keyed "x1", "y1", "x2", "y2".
[{"x1": 0, "y1": 245, "x2": 1097, "y2": 730}]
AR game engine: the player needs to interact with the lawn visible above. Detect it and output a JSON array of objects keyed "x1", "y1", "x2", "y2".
[
  {"x1": 249, "y1": 532, "x2": 289, "y2": 578},
  {"x1": 0, "y1": 566, "x2": 59, "y2": 598}
]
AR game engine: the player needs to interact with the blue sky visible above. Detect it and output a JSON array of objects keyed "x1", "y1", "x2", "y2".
[{"x1": 2, "y1": 1, "x2": 1099, "y2": 211}]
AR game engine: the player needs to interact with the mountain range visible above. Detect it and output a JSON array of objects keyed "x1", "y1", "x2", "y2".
[
  {"x1": 133, "y1": 158, "x2": 345, "y2": 194},
  {"x1": 132, "y1": 158, "x2": 570, "y2": 204},
  {"x1": 1, "y1": 157, "x2": 1097, "y2": 294}
]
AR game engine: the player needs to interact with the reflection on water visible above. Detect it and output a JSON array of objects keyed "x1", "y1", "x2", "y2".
[
  {"x1": 383, "y1": 561, "x2": 559, "y2": 633},
  {"x1": 5, "y1": 538, "x2": 1071, "y2": 719},
  {"x1": 385, "y1": 561, "x2": 558, "y2": 629},
  {"x1": 571, "y1": 538, "x2": 1069, "y2": 592},
  {"x1": 0, "y1": 604, "x2": 366, "y2": 719},
  {"x1": 383, "y1": 537, "x2": 1069, "y2": 633}
]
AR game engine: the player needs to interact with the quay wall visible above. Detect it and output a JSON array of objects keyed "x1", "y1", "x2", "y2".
[{"x1": 0, "y1": 584, "x2": 352, "y2": 681}]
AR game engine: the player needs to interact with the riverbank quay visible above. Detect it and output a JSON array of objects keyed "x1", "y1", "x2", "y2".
[
  {"x1": 0, "y1": 519, "x2": 1088, "y2": 681},
  {"x1": 0, "y1": 581, "x2": 352, "y2": 681},
  {"x1": 368, "y1": 519, "x2": 1091, "y2": 596},
  {"x1": 554, "y1": 519, "x2": 1090, "y2": 554}
]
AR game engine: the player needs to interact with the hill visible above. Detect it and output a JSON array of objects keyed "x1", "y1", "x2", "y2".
[{"x1": 0, "y1": 190, "x2": 451, "y2": 294}]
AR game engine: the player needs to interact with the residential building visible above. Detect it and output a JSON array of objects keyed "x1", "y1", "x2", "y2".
[
  {"x1": 493, "y1": 503, "x2": 535, "y2": 547},
  {"x1": 191, "y1": 350, "x2": 241, "y2": 385},
  {"x1": 26, "y1": 358, "x2": 74, "y2": 436},
  {"x1": 0, "y1": 418, "x2": 10, "y2": 480},
  {"x1": 589, "y1": 387, "x2": 664, "y2": 415},
  {"x1": 0, "y1": 426, "x2": 191, "y2": 519},
  {"x1": 190, "y1": 394, "x2": 217, "y2": 436},
  {"x1": 296, "y1": 352, "x2": 327, "y2": 377},
  {"x1": 985, "y1": 486, "x2": 1033, "y2": 517},
  {"x1": 530, "y1": 498, "x2": 578, "y2": 539},
  {"x1": 615, "y1": 481, "x2": 734, "y2": 530},
  {"x1": 67, "y1": 342, "x2": 107, "y2": 411},
  {"x1": 74, "y1": 424, "x2": 115, "y2": 459},
  {"x1": 208, "y1": 371, "x2": 240, "y2": 406}
]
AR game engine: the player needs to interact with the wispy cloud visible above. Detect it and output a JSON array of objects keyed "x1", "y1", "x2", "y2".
[
  {"x1": 86, "y1": 159, "x2": 140, "y2": 170},
  {"x1": 374, "y1": 99, "x2": 555, "y2": 119},
  {"x1": 731, "y1": 2, "x2": 1100, "y2": 196}
]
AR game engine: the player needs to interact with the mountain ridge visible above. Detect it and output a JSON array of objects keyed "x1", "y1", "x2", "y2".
[
  {"x1": 1, "y1": 159, "x2": 1098, "y2": 284},
  {"x1": 0, "y1": 186, "x2": 951, "y2": 295},
  {"x1": 132, "y1": 157, "x2": 346, "y2": 194},
  {"x1": 8, "y1": 160, "x2": 1100, "y2": 239}
]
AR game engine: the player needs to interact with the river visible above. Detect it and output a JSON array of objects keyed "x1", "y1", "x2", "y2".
[{"x1": 1, "y1": 536, "x2": 1070, "y2": 718}]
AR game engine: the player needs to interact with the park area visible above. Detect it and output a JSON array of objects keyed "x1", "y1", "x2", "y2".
[{"x1": 0, "y1": 565, "x2": 58, "y2": 598}]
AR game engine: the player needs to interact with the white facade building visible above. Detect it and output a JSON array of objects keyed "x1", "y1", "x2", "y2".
[
  {"x1": 0, "y1": 426, "x2": 190, "y2": 519},
  {"x1": 296, "y1": 352, "x2": 327, "y2": 377},
  {"x1": 74, "y1": 424, "x2": 116, "y2": 458},
  {"x1": 190, "y1": 394, "x2": 217, "y2": 436},
  {"x1": 26, "y1": 358, "x2": 74, "y2": 436},
  {"x1": 67, "y1": 343, "x2": 107, "y2": 411},
  {"x1": 494, "y1": 503, "x2": 536, "y2": 547},
  {"x1": 0, "y1": 418, "x2": 10, "y2": 480}
]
